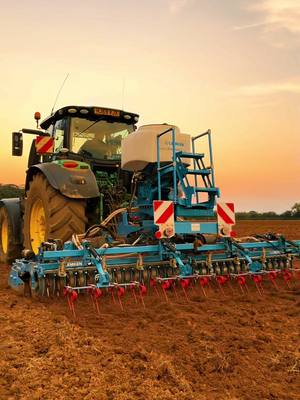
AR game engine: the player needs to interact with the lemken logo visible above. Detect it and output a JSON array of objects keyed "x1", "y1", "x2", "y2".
[{"x1": 165, "y1": 141, "x2": 184, "y2": 147}]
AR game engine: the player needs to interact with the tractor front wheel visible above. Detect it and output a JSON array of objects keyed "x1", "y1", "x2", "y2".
[{"x1": 24, "y1": 173, "x2": 87, "y2": 254}]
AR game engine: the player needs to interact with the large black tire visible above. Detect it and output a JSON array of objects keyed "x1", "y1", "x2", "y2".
[
  {"x1": 0, "y1": 207, "x2": 22, "y2": 264},
  {"x1": 24, "y1": 173, "x2": 87, "y2": 254}
]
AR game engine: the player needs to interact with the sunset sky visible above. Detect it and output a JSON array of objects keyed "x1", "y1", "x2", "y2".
[{"x1": 0, "y1": 0, "x2": 299, "y2": 212}]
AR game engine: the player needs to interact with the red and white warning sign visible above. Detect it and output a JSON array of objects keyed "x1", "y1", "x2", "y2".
[
  {"x1": 153, "y1": 200, "x2": 175, "y2": 239},
  {"x1": 35, "y1": 135, "x2": 54, "y2": 154},
  {"x1": 217, "y1": 202, "x2": 235, "y2": 236}
]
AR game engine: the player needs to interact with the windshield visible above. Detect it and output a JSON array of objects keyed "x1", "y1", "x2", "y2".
[{"x1": 70, "y1": 118, "x2": 134, "y2": 160}]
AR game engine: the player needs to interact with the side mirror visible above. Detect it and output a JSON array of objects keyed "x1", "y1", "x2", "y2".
[{"x1": 12, "y1": 132, "x2": 23, "y2": 156}]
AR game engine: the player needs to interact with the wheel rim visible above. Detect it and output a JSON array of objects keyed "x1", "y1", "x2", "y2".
[
  {"x1": 30, "y1": 199, "x2": 46, "y2": 254},
  {"x1": 1, "y1": 215, "x2": 8, "y2": 254}
]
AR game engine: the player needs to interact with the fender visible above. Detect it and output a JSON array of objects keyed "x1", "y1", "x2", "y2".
[
  {"x1": 25, "y1": 162, "x2": 100, "y2": 199},
  {"x1": 0, "y1": 198, "x2": 23, "y2": 245}
]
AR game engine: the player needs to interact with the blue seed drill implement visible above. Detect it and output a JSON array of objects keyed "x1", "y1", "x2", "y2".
[{"x1": 2, "y1": 107, "x2": 299, "y2": 313}]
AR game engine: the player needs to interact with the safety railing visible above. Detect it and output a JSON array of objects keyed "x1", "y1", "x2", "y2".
[
  {"x1": 156, "y1": 127, "x2": 216, "y2": 205},
  {"x1": 191, "y1": 129, "x2": 215, "y2": 203}
]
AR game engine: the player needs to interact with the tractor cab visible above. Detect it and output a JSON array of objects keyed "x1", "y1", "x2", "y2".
[
  {"x1": 12, "y1": 106, "x2": 139, "y2": 169},
  {"x1": 41, "y1": 106, "x2": 139, "y2": 165}
]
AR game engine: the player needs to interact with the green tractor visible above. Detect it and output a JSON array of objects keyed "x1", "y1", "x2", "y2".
[{"x1": 0, "y1": 106, "x2": 139, "y2": 263}]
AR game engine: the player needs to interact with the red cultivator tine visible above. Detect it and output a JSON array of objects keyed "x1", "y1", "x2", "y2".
[
  {"x1": 268, "y1": 271, "x2": 279, "y2": 290},
  {"x1": 88, "y1": 287, "x2": 102, "y2": 315},
  {"x1": 150, "y1": 278, "x2": 160, "y2": 297},
  {"x1": 130, "y1": 283, "x2": 138, "y2": 304},
  {"x1": 109, "y1": 287, "x2": 117, "y2": 305},
  {"x1": 161, "y1": 280, "x2": 171, "y2": 302},
  {"x1": 63, "y1": 287, "x2": 78, "y2": 318},
  {"x1": 199, "y1": 277, "x2": 209, "y2": 297},
  {"x1": 237, "y1": 275, "x2": 248, "y2": 294},
  {"x1": 129, "y1": 283, "x2": 147, "y2": 308},
  {"x1": 180, "y1": 279, "x2": 190, "y2": 302},
  {"x1": 283, "y1": 270, "x2": 292, "y2": 288},
  {"x1": 117, "y1": 286, "x2": 125, "y2": 310},
  {"x1": 170, "y1": 280, "x2": 179, "y2": 299},
  {"x1": 227, "y1": 275, "x2": 235, "y2": 293},
  {"x1": 253, "y1": 275, "x2": 264, "y2": 295},
  {"x1": 216, "y1": 275, "x2": 227, "y2": 295},
  {"x1": 139, "y1": 284, "x2": 147, "y2": 308},
  {"x1": 189, "y1": 279, "x2": 195, "y2": 294}
]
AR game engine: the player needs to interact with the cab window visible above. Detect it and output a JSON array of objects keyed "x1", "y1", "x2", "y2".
[
  {"x1": 53, "y1": 118, "x2": 66, "y2": 153},
  {"x1": 70, "y1": 118, "x2": 134, "y2": 160}
]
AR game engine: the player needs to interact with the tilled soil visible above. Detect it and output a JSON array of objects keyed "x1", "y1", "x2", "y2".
[
  {"x1": 0, "y1": 220, "x2": 300, "y2": 400},
  {"x1": 235, "y1": 220, "x2": 300, "y2": 241}
]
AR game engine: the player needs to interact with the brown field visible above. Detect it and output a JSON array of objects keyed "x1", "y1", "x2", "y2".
[
  {"x1": 235, "y1": 220, "x2": 300, "y2": 240},
  {"x1": 0, "y1": 220, "x2": 299, "y2": 400}
]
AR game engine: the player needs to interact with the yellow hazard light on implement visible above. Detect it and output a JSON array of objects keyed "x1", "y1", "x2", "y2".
[{"x1": 94, "y1": 107, "x2": 120, "y2": 117}]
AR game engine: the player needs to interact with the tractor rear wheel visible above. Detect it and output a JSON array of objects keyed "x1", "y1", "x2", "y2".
[
  {"x1": 0, "y1": 207, "x2": 21, "y2": 264},
  {"x1": 24, "y1": 173, "x2": 87, "y2": 254}
]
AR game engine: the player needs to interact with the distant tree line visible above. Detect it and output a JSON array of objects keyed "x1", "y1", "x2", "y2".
[
  {"x1": 236, "y1": 203, "x2": 300, "y2": 220},
  {"x1": 0, "y1": 184, "x2": 24, "y2": 199}
]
